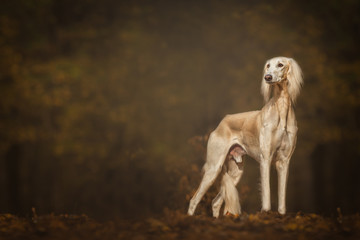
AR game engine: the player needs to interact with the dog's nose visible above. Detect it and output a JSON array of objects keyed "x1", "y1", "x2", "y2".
[{"x1": 264, "y1": 74, "x2": 273, "y2": 81}]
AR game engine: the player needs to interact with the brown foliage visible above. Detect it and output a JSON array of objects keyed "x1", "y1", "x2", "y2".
[
  {"x1": 0, "y1": 0, "x2": 359, "y2": 218},
  {"x1": 1, "y1": 211, "x2": 360, "y2": 240}
]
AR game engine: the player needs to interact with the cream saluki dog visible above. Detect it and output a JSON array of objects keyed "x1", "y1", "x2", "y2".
[{"x1": 188, "y1": 57, "x2": 303, "y2": 217}]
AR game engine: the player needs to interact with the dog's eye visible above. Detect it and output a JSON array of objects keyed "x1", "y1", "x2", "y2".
[
  {"x1": 266, "y1": 64, "x2": 270, "y2": 68},
  {"x1": 277, "y1": 63, "x2": 284, "y2": 67}
]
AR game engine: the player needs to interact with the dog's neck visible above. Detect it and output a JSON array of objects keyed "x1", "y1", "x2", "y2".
[{"x1": 271, "y1": 81, "x2": 291, "y2": 129}]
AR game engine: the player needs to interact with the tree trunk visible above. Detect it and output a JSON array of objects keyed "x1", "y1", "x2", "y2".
[{"x1": 5, "y1": 144, "x2": 22, "y2": 214}]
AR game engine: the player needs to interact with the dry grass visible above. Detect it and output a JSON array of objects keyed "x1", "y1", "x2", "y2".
[{"x1": 1, "y1": 210, "x2": 359, "y2": 240}]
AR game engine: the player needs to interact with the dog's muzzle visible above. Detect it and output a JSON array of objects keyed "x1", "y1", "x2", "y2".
[{"x1": 264, "y1": 74, "x2": 273, "y2": 82}]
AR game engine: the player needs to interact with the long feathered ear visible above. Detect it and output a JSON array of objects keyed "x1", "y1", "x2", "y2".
[
  {"x1": 287, "y1": 58, "x2": 303, "y2": 104},
  {"x1": 261, "y1": 61, "x2": 272, "y2": 102}
]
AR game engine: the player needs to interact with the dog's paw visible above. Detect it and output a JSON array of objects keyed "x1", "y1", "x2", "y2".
[{"x1": 225, "y1": 211, "x2": 240, "y2": 219}]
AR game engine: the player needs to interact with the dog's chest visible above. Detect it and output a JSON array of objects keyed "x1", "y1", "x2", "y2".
[{"x1": 264, "y1": 108, "x2": 296, "y2": 150}]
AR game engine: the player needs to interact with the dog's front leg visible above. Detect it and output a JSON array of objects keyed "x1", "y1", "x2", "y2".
[
  {"x1": 259, "y1": 125, "x2": 273, "y2": 212},
  {"x1": 276, "y1": 130, "x2": 297, "y2": 214},
  {"x1": 260, "y1": 157, "x2": 271, "y2": 212},
  {"x1": 276, "y1": 160, "x2": 289, "y2": 214}
]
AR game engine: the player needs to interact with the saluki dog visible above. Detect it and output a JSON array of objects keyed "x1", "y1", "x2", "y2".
[{"x1": 188, "y1": 57, "x2": 303, "y2": 217}]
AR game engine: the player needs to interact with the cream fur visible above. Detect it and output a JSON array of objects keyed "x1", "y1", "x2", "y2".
[{"x1": 188, "y1": 57, "x2": 303, "y2": 217}]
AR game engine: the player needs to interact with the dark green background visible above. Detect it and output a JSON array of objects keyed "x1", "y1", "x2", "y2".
[{"x1": 0, "y1": 0, "x2": 359, "y2": 219}]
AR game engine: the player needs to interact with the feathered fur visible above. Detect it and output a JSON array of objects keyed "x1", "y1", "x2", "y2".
[
  {"x1": 188, "y1": 57, "x2": 303, "y2": 217},
  {"x1": 261, "y1": 57, "x2": 303, "y2": 103}
]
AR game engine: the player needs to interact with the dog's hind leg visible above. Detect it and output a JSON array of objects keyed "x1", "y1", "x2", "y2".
[
  {"x1": 188, "y1": 133, "x2": 228, "y2": 216},
  {"x1": 222, "y1": 159, "x2": 243, "y2": 216},
  {"x1": 188, "y1": 163, "x2": 223, "y2": 215},
  {"x1": 212, "y1": 158, "x2": 244, "y2": 218},
  {"x1": 211, "y1": 170, "x2": 225, "y2": 218},
  {"x1": 211, "y1": 191, "x2": 224, "y2": 218}
]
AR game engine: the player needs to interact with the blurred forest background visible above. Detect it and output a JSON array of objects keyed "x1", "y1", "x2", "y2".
[{"x1": 0, "y1": 0, "x2": 359, "y2": 220}]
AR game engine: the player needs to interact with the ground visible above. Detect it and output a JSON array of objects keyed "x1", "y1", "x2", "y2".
[{"x1": 0, "y1": 210, "x2": 359, "y2": 240}]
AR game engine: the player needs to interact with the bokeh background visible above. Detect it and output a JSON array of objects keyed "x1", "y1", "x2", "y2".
[{"x1": 0, "y1": 0, "x2": 359, "y2": 219}]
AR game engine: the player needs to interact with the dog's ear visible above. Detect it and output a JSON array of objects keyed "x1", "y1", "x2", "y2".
[
  {"x1": 261, "y1": 61, "x2": 272, "y2": 102},
  {"x1": 287, "y1": 58, "x2": 303, "y2": 104}
]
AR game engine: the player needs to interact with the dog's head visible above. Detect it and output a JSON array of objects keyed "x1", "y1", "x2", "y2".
[{"x1": 261, "y1": 56, "x2": 303, "y2": 103}]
